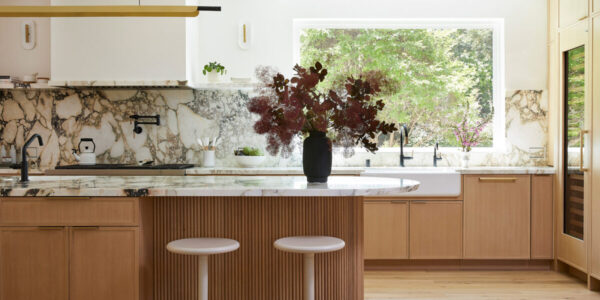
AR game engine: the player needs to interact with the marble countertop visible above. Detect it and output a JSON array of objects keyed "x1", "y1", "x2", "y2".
[
  {"x1": 185, "y1": 167, "x2": 365, "y2": 175},
  {"x1": 186, "y1": 166, "x2": 555, "y2": 175},
  {"x1": 0, "y1": 175, "x2": 419, "y2": 197}
]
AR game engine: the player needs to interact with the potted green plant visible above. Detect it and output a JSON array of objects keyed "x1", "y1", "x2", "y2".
[{"x1": 202, "y1": 62, "x2": 226, "y2": 83}]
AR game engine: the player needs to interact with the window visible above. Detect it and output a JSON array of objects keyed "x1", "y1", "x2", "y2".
[{"x1": 294, "y1": 19, "x2": 505, "y2": 150}]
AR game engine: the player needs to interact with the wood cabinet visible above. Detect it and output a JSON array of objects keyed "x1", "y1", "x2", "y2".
[
  {"x1": 531, "y1": 175, "x2": 554, "y2": 259},
  {"x1": 0, "y1": 227, "x2": 69, "y2": 300},
  {"x1": 364, "y1": 200, "x2": 408, "y2": 259},
  {"x1": 409, "y1": 201, "x2": 462, "y2": 259},
  {"x1": 0, "y1": 197, "x2": 140, "y2": 300},
  {"x1": 594, "y1": 0, "x2": 600, "y2": 14},
  {"x1": 70, "y1": 227, "x2": 139, "y2": 300},
  {"x1": 592, "y1": 15, "x2": 600, "y2": 280},
  {"x1": 559, "y1": 0, "x2": 588, "y2": 28},
  {"x1": 464, "y1": 175, "x2": 531, "y2": 259}
]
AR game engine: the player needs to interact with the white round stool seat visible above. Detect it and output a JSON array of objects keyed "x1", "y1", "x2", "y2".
[
  {"x1": 167, "y1": 238, "x2": 240, "y2": 255},
  {"x1": 274, "y1": 236, "x2": 345, "y2": 254}
]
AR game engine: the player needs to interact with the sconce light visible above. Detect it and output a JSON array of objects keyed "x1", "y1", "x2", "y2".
[
  {"x1": 22, "y1": 20, "x2": 35, "y2": 50},
  {"x1": 239, "y1": 20, "x2": 251, "y2": 50}
]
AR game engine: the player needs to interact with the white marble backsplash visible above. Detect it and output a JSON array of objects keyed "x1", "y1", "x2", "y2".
[{"x1": 0, "y1": 88, "x2": 547, "y2": 168}]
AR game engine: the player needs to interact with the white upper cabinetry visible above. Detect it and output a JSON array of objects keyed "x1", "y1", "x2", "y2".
[
  {"x1": 559, "y1": 0, "x2": 588, "y2": 28},
  {"x1": 50, "y1": 0, "x2": 186, "y2": 83}
]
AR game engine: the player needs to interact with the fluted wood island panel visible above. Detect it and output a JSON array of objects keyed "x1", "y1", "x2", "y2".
[{"x1": 149, "y1": 196, "x2": 363, "y2": 300}]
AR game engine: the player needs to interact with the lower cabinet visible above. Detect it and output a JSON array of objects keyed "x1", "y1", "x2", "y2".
[
  {"x1": 70, "y1": 227, "x2": 139, "y2": 300},
  {"x1": 409, "y1": 201, "x2": 463, "y2": 259},
  {"x1": 0, "y1": 196, "x2": 140, "y2": 300},
  {"x1": 464, "y1": 175, "x2": 531, "y2": 259},
  {"x1": 0, "y1": 226, "x2": 139, "y2": 300},
  {"x1": 364, "y1": 200, "x2": 408, "y2": 259},
  {"x1": 0, "y1": 227, "x2": 69, "y2": 300}
]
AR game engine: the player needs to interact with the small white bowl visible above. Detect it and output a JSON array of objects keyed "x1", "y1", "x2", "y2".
[{"x1": 234, "y1": 155, "x2": 265, "y2": 168}]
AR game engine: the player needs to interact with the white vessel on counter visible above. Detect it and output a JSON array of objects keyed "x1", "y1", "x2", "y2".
[{"x1": 72, "y1": 138, "x2": 96, "y2": 165}]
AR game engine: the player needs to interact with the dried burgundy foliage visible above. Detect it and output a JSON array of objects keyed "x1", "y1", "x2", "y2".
[{"x1": 248, "y1": 62, "x2": 397, "y2": 156}]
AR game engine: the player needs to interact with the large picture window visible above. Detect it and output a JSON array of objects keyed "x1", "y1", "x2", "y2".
[{"x1": 294, "y1": 19, "x2": 505, "y2": 150}]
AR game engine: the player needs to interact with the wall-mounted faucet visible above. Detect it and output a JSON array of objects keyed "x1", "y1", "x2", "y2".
[
  {"x1": 21, "y1": 134, "x2": 43, "y2": 182},
  {"x1": 433, "y1": 142, "x2": 442, "y2": 167},
  {"x1": 399, "y1": 125, "x2": 413, "y2": 167},
  {"x1": 129, "y1": 115, "x2": 160, "y2": 134}
]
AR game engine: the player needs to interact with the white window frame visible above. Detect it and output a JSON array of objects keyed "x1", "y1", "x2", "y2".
[{"x1": 293, "y1": 18, "x2": 506, "y2": 153}]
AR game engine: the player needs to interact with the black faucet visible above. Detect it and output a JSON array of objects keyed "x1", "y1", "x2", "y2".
[
  {"x1": 399, "y1": 125, "x2": 413, "y2": 167},
  {"x1": 433, "y1": 142, "x2": 443, "y2": 167},
  {"x1": 129, "y1": 115, "x2": 160, "y2": 134},
  {"x1": 21, "y1": 134, "x2": 43, "y2": 183}
]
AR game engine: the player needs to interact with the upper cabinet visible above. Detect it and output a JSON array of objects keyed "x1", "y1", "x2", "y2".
[
  {"x1": 559, "y1": 0, "x2": 588, "y2": 28},
  {"x1": 595, "y1": 0, "x2": 600, "y2": 14},
  {"x1": 50, "y1": 0, "x2": 186, "y2": 83}
]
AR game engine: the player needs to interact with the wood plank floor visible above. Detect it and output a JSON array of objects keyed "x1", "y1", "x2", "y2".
[{"x1": 365, "y1": 271, "x2": 600, "y2": 299}]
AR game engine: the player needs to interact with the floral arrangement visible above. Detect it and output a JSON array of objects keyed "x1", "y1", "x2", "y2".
[
  {"x1": 248, "y1": 62, "x2": 397, "y2": 157},
  {"x1": 453, "y1": 102, "x2": 493, "y2": 152}
]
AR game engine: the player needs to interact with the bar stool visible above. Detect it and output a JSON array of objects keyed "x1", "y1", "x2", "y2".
[
  {"x1": 274, "y1": 236, "x2": 345, "y2": 300},
  {"x1": 167, "y1": 238, "x2": 240, "y2": 300}
]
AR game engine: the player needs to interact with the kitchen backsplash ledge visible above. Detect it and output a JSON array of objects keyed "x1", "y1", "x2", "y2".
[{"x1": 0, "y1": 88, "x2": 547, "y2": 168}]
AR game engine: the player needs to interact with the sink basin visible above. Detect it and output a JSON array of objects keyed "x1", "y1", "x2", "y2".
[{"x1": 361, "y1": 167, "x2": 461, "y2": 197}]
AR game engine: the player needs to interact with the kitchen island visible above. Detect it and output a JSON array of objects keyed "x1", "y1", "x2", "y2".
[{"x1": 0, "y1": 176, "x2": 418, "y2": 300}]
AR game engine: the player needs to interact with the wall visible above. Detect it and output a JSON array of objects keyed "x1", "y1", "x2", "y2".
[
  {"x1": 0, "y1": 88, "x2": 547, "y2": 169},
  {"x1": 0, "y1": 0, "x2": 51, "y2": 79},
  {"x1": 186, "y1": 0, "x2": 548, "y2": 90}
]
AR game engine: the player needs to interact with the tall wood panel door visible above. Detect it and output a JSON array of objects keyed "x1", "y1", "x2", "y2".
[
  {"x1": 591, "y1": 16, "x2": 600, "y2": 280},
  {"x1": 364, "y1": 200, "x2": 408, "y2": 259},
  {"x1": 463, "y1": 175, "x2": 531, "y2": 259},
  {"x1": 0, "y1": 227, "x2": 68, "y2": 300},
  {"x1": 70, "y1": 227, "x2": 139, "y2": 300},
  {"x1": 559, "y1": 0, "x2": 588, "y2": 28},
  {"x1": 409, "y1": 201, "x2": 462, "y2": 259},
  {"x1": 557, "y1": 21, "x2": 590, "y2": 272}
]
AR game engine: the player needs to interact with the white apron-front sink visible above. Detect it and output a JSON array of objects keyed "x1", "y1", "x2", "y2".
[{"x1": 361, "y1": 167, "x2": 461, "y2": 197}]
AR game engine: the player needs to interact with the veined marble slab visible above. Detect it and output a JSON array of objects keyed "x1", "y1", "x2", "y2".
[
  {"x1": 0, "y1": 176, "x2": 419, "y2": 197},
  {"x1": 186, "y1": 167, "x2": 364, "y2": 175},
  {"x1": 456, "y1": 167, "x2": 555, "y2": 174}
]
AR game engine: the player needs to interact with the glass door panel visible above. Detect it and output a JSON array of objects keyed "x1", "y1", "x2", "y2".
[{"x1": 563, "y1": 46, "x2": 585, "y2": 240}]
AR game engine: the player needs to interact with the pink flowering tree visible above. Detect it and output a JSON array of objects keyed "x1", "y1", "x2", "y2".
[{"x1": 452, "y1": 101, "x2": 493, "y2": 152}]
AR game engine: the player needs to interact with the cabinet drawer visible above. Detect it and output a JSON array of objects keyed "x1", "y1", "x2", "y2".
[{"x1": 0, "y1": 197, "x2": 139, "y2": 226}]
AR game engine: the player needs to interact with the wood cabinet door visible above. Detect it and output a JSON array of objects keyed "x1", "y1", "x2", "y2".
[
  {"x1": 464, "y1": 175, "x2": 531, "y2": 259},
  {"x1": 531, "y1": 175, "x2": 554, "y2": 259},
  {"x1": 0, "y1": 227, "x2": 68, "y2": 300},
  {"x1": 559, "y1": 0, "x2": 588, "y2": 28},
  {"x1": 364, "y1": 200, "x2": 408, "y2": 259},
  {"x1": 70, "y1": 227, "x2": 139, "y2": 300},
  {"x1": 409, "y1": 201, "x2": 462, "y2": 259}
]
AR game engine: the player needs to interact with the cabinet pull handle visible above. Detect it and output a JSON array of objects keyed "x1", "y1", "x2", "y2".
[
  {"x1": 580, "y1": 129, "x2": 589, "y2": 172},
  {"x1": 411, "y1": 200, "x2": 428, "y2": 204},
  {"x1": 38, "y1": 226, "x2": 63, "y2": 230},
  {"x1": 478, "y1": 177, "x2": 517, "y2": 182},
  {"x1": 578, "y1": 16, "x2": 588, "y2": 21},
  {"x1": 390, "y1": 200, "x2": 407, "y2": 204},
  {"x1": 48, "y1": 197, "x2": 92, "y2": 201},
  {"x1": 74, "y1": 226, "x2": 100, "y2": 230}
]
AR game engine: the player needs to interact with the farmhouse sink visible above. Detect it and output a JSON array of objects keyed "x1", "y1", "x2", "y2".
[{"x1": 361, "y1": 167, "x2": 461, "y2": 197}]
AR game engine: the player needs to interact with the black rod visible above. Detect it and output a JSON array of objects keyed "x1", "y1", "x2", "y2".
[{"x1": 197, "y1": 6, "x2": 221, "y2": 11}]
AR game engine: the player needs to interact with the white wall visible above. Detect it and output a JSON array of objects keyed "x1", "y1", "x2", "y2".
[
  {"x1": 187, "y1": 0, "x2": 548, "y2": 90},
  {"x1": 0, "y1": 0, "x2": 51, "y2": 79}
]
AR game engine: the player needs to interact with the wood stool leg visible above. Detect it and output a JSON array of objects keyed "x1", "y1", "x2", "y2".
[
  {"x1": 304, "y1": 253, "x2": 315, "y2": 300},
  {"x1": 199, "y1": 255, "x2": 208, "y2": 300}
]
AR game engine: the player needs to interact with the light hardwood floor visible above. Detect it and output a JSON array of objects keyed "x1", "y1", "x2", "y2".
[{"x1": 365, "y1": 271, "x2": 600, "y2": 299}]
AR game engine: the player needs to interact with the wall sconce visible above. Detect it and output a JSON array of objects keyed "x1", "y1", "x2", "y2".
[
  {"x1": 21, "y1": 20, "x2": 35, "y2": 50},
  {"x1": 238, "y1": 20, "x2": 251, "y2": 50}
]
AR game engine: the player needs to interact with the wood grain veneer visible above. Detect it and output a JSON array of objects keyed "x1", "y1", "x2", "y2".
[
  {"x1": 531, "y1": 175, "x2": 554, "y2": 259},
  {"x1": 150, "y1": 196, "x2": 363, "y2": 300},
  {"x1": 0, "y1": 197, "x2": 139, "y2": 226}
]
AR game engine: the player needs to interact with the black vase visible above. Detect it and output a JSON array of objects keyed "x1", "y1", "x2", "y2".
[{"x1": 303, "y1": 131, "x2": 332, "y2": 183}]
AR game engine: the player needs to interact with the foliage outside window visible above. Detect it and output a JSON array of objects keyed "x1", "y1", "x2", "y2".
[
  {"x1": 297, "y1": 21, "x2": 500, "y2": 149},
  {"x1": 565, "y1": 46, "x2": 585, "y2": 149}
]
